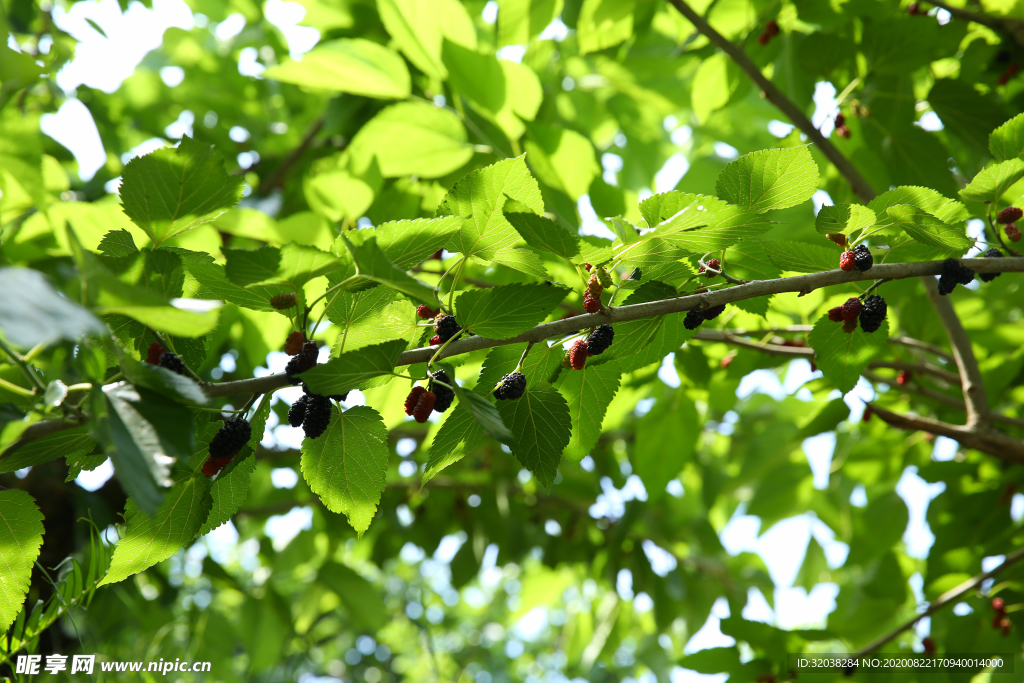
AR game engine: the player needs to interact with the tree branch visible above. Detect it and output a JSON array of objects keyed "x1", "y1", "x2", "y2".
[
  {"x1": 920, "y1": 276, "x2": 990, "y2": 427},
  {"x1": 866, "y1": 403, "x2": 1024, "y2": 462},
  {"x1": 665, "y1": 0, "x2": 877, "y2": 201},
  {"x1": 852, "y1": 544, "x2": 1024, "y2": 656},
  {"x1": 257, "y1": 116, "x2": 325, "y2": 195}
]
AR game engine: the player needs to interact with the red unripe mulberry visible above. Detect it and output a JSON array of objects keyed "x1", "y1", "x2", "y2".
[
  {"x1": 841, "y1": 297, "x2": 862, "y2": 320},
  {"x1": 569, "y1": 340, "x2": 588, "y2": 370},
  {"x1": 405, "y1": 386, "x2": 426, "y2": 416},
  {"x1": 840, "y1": 251, "x2": 856, "y2": 271},
  {"x1": 145, "y1": 342, "x2": 164, "y2": 365},
  {"x1": 412, "y1": 391, "x2": 435, "y2": 422}
]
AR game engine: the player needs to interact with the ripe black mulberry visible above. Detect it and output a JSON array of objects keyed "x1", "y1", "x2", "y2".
[
  {"x1": 860, "y1": 295, "x2": 887, "y2": 333},
  {"x1": 302, "y1": 394, "x2": 332, "y2": 439},
  {"x1": 684, "y1": 309, "x2": 705, "y2": 330},
  {"x1": 158, "y1": 352, "x2": 187, "y2": 375},
  {"x1": 209, "y1": 417, "x2": 251, "y2": 460},
  {"x1": 938, "y1": 259, "x2": 974, "y2": 295},
  {"x1": 286, "y1": 341, "x2": 318, "y2": 378},
  {"x1": 288, "y1": 395, "x2": 310, "y2": 428},
  {"x1": 587, "y1": 324, "x2": 614, "y2": 356},
  {"x1": 429, "y1": 369, "x2": 455, "y2": 413},
  {"x1": 494, "y1": 371, "x2": 526, "y2": 400},
  {"x1": 980, "y1": 248, "x2": 1003, "y2": 282},
  {"x1": 436, "y1": 315, "x2": 462, "y2": 343},
  {"x1": 853, "y1": 244, "x2": 873, "y2": 271}
]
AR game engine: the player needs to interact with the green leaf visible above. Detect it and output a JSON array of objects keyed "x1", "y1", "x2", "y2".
[
  {"x1": 119, "y1": 135, "x2": 243, "y2": 244},
  {"x1": 661, "y1": 209, "x2": 773, "y2": 253},
  {"x1": 99, "y1": 473, "x2": 212, "y2": 585},
  {"x1": 814, "y1": 204, "x2": 876, "y2": 235},
  {"x1": 347, "y1": 101, "x2": 472, "y2": 179},
  {"x1": 485, "y1": 246, "x2": 550, "y2": 278},
  {"x1": 91, "y1": 383, "x2": 195, "y2": 515},
  {"x1": 423, "y1": 399, "x2": 486, "y2": 482},
  {"x1": 372, "y1": 216, "x2": 461, "y2": 269},
  {"x1": 959, "y1": 158, "x2": 1024, "y2": 204},
  {"x1": 340, "y1": 234, "x2": 439, "y2": 305},
  {"x1": 300, "y1": 406, "x2": 389, "y2": 535},
  {"x1": 523, "y1": 123, "x2": 599, "y2": 200},
  {"x1": 882, "y1": 205, "x2": 974, "y2": 252},
  {"x1": 111, "y1": 342, "x2": 208, "y2": 405},
  {"x1": 301, "y1": 340, "x2": 407, "y2": 397},
  {"x1": 715, "y1": 145, "x2": 819, "y2": 213},
  {"x1": 678, "y1": 648, "x2": 742, "y2": 675},
  {"x1": 264, "y1": 39, "x2": 411, "y2": 99},
  {"x1": 497, "y1": 0, "x2": 564, "y2": 46},
  {"x1": 691, "y1": 52, "x2": 743, "y2": 123},
  {"x1": 989, "y1": 113, "x2": 1024, "y2": 161},
  {"x1": 795, "y1": 536, "x2": 831, "y2": 591},
  {"x1": 441, "y1": 155, "x2": 545, "y2": 260},
  {"x1": 496, "y1": 386, "x2": 570, "y2": 488},
  {"x1": 868, "y1": 186, "x2": 970, "y2": 224},
  {"x1": 224, "y1": 245, "x2": 282, "y2": 286},
  {"x1": 638, "y1": 192, "x2": 725, "y2": 231},
  {"x1": 0, "y1": 490, "x2": 44, "y2": 631},
  {"x1": 577, "y1": 0, "x2": 636, "y2": 54},
  {"x1": 504, "y1": 211, "x2": 580, "y2": 259},
  {"x1": 188, "y1": 263, "x2": 289, "y2": 313},
  {"x1": 634, "y1": 388, "x2": 698, "y2": 501},
  {"x1": 0, "y1": 267, "x2": 105, "y2": 348},
  {"x1": 0, "y1": 425, "x2": 95, "y2": 474},
  {"x1": 928, "y1": 79, "x2": 1007, "y2": 157},
  {"x1": 456, "y1": 283, "x2": 568, "y2": 339},
  {"x1": 478, "y1": 342, "x2": 563, "y2": 395},
  {"x1": 318, "y1": 562, "x2": 388, "y2": 632},
  {"x1": 376, "y1": 0, "x2": 477, "y2": 80},
  {"x1": 796, "y1": 398, "x2": 850, "y2": 439},
  {"x1": 328, "y1": 287, "x2": 419, "y2": 353},
  {"x1": 451, "y1": 382, "x2": 515, "y2": 444},
  {"x1": 98, "y1": 229, "x2": 139, "y2": 257},
  {"x1": 762, "y1": 240, "x2": 843, "y2": 273},
  {"x1": 556, "y1": 359, "x2": 621, "y2": 462},
  {"x1": 442, "y1": 39, "x2": 506, "y2": 115},
  {"x1": 808, "y1": 313, "x2": 889, "y2": 393}
]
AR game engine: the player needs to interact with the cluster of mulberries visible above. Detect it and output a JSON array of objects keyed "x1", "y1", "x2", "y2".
[
  {"x1": 937, "y1": 258, "x2": 975, "y2": 295},
  {"x1": 286, "y1": 341, "x2": 319, "y2": 379},
  {"x1": 756, "y1": 19, "x2": 779, "y2": 45},
  {"x1": 698, "y1": 258, "x2": 721, "y2": 278},
  {"x1": 583, "y1": 271, "x2": 604, "y2": 313},
  {"x1": 270, "y1": 292, "x2": 296, "y2": 310},
  {"x1": 494, "y1": 371, "x2": 526, "y2": 400},
  {"x1": 202, "y1": 417, "x2": 251, "y2": 477},
  {"x1": 826, "y1": 295, "x2": 886, "y2": 333},
  {"x1": 684, "y1": 304, "x2": 727, "y2": 331},
  {"x1": 404, "y1": 386, "x2": 435, "y2": 423},
  {"x1": 839, "y1": 244, "x2": 873, "y2": 272},
  {"x1": 980, "y1": 248, "x2": 1004, "y2": 282},
  {"x1": 288, "y1": 385, "x2": 341, "y2": 439}
]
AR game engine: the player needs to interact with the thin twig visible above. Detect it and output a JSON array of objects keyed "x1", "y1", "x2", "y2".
[
  {"x1": 852, "y1": 545, "x2": 1024, "y2": 656},
  {"x1": 867, "y1": 403, "x2": 1024, "y2": 462},
  {"x1": 920, "y1": 276, "x2": 990, "y2": 427},
  {"x1": 257, "y1": 116, "x2": 326, "y2": 195},
  {"x1": 665, "y1": 0, "x2": 877, "y2": 201}
]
